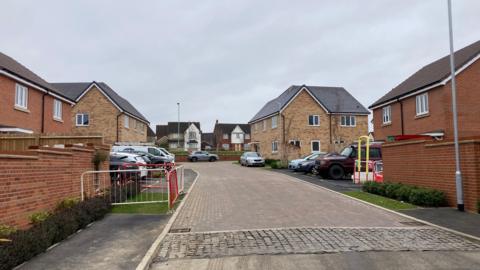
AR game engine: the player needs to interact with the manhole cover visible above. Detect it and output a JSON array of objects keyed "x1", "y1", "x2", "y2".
[
  {"x1": 169, "y1": 228, "x2": 191, "y2": 233},
  {"x1": 400, "y1": 221, "x2": 427, "y2": 226}
]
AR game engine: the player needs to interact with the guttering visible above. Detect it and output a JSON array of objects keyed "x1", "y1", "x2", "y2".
[{"x1": 0, "y1": 70, "x2": 75, "y2": 105}]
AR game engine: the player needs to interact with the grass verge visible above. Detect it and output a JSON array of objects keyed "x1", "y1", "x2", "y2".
[
  {"x1": 343, "y1": 191, "x2": 417, "y2": 211},
  {"x1": 111, "y1": 193, "x2": 185, "y2": 214}
]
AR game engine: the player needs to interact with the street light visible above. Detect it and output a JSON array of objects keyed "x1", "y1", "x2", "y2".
[
  {"x1": 177, "y1": 102, "x2": 180, "y2": 150},
  {"x1": 447, "y1": 0, "x2": 464, "y2": 211}
]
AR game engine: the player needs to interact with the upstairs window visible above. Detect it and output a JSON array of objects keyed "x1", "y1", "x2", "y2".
[
  {"x1": 189, "y1": 131, "x2": 196, "y2": 139},
  {"x1": 271, "y1": 115, "x2": 278, "y2": 129},
  {"x1": 76, "y1": 113, "x2": 89, "y2": 126},
  {"x1": 124, "y1": 115, "x2": 129, "y2": 128},
  {"x1": 308, "y1": 115, "x2": 319, "y2": 126},
  {"x1": 53, "y1": 99, "x2": 62, "y2": 120},
  {"x1": 223, "y1": 133, "x2": 229, "y2": 139},
  {"x1": 15, "y1": 84, "x2": 28, "y2": 109},
  {"x1": 382, "y1": 106, "x2": 391, "y2": 124},
  {"x1": 341, "y1": 115, "x2": 356, "y2": 127},
  {"x1": 245, "y1": 133, "x2": 250, "y2": 140},
  {"x1": 416, "y1": 93, "x2": 429, "y2": 116}
]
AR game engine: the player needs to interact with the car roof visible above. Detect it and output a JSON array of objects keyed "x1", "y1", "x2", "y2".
[{"x1": 110, "y1": 151, "x2": 140, "y2": 157}]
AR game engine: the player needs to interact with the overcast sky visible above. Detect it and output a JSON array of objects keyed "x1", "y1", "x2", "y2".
[{"x1": 2, "y1": 1, "x2": 479, "y2": 132}]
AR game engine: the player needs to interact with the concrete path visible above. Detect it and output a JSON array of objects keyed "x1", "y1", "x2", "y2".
[
  {"x1": 150, "y1": 162, "x2": 480, "y2": 269},
  {"x1": 20, "y1": 214, "x2": 169, "y2": 270}
]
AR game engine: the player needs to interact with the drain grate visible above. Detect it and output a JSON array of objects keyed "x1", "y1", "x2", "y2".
[
  {"x1": 169, "y1": 228, "x2": 191, "y2": 233},
  {"x1": 400, "y1": 221, "x2": 427, "y2": 226}
]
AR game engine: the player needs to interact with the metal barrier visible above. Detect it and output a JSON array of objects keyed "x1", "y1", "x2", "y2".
[
  {"x1": 80, "y1": 164, "x2": 184, "y2": 209},
  {"x1": 353, "y1": 160, "x2": 383, "y2": 184}
]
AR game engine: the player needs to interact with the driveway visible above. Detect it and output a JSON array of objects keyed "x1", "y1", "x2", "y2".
[{"x1": 151, "y1": 162, "x2": 480, "y2": 269}]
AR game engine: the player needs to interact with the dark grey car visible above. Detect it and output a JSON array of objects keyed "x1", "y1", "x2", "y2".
[{"x1": 188, "y1": 151, "x2": 219, "y2": 162}]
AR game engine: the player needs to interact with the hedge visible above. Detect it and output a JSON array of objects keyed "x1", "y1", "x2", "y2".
[
  {"x1": 0, "y1": 197, "x2": 111, "y2": 270},
  {"x1": 362, "y1": 182, "x2": 447, "y2": 207}
]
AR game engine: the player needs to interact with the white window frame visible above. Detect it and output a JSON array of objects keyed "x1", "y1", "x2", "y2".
[
  {"x1": 288, "y1": 139, "x2": 301, "y2": 147},
  {"x1": 340, "y1": 115, "x2": 356, "y2": 127},
  {"x1": 382, "y1": 106, "x2": 391, "y2": 124},
  {"x1": 53, "y1": 99, "x2": 62, "y2": 120},
  {"x1": 271, "y1": 115, "x2": 278, "y2": 129},
  {"x1": 223, "y1": 133, "x2": 229, "y2": 139},
  {"x1": 311, "y1": 140, "x2": 321, "y2": 152},
  {"x1": 263, "y1": 120, "x2": 267, "y2": 131},
  {"x1": 222, "y1": 143, "x2": 230, "y2": 150},
  {"x1": 271, "y1": 141, "x2": 278, "y2": 153},
  {"x1": 15, "y1": 83, "x2": 28, "y2": 109},
  {"x1": 76, "y1": 113, "x2": 89, "y2": 126},
  {"x1": 308, "y1": 115, "x2": 319, "y2": 126},
  {"x1": 124, "y1": 115, "x2": 129, "y2": 128},
  {"x1": 416, "y1": 93, "x2": 429, "y2": 116}
]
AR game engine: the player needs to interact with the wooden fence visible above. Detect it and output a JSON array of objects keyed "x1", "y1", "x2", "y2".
[{"x1": 0, "y1": 133, "x2": 106, "y2": 151}]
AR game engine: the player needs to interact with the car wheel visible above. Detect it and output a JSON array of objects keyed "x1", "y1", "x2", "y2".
[
  {"x1": 328, "y1": 165, "x2": 345, "y2": 180},
  {"x1": 209, "y1": 157, "x2": 216, "y2": 162},
  {"x1": 311, "y1": 167, "x2": 319, "y2": 175},
  {"x1": 191, "y1": 157, "x2": 198, "y2": 162}
]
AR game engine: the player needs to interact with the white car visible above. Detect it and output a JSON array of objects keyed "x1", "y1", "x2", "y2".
[
  {"x1": 112, "y1": 145, "x2": 174, "y2": 163},
  {"x1": 288, "y1": 153, "x2": 323, "y2": 170},
  {"x1": 240, "y1": 152, "x2": 265, "y2": 167}
]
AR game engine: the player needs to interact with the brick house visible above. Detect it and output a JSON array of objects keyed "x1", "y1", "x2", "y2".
[
  {"x1": 213, "y1": 121, "x2": 251, "y2": 151},
  {"x1": 369, "y1": 40, "x2": 480, "y2": 141},
  {"x1": 201, "y1": 132, "x2": 215, "y2": 150},
  {"x1": 52, "y1": 82, "x2": 150, "y2": 144},
  {"x1": 249, "y1": 85, "x2": 369, "y2": 160},
  {"x1": 156, "y1": 122, "x2": 202, "y2": 151},
  {"x1": 0, "y1": 52, "x2": 75, "y2": 134}
]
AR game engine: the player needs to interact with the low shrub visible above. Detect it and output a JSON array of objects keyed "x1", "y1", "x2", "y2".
[
  {"x1": 28, "y1": 211, "x2": 50, "y2": 225},
  {"x1": 56, "y1": 197, "x2": 80, "y2": 211},
  {"x1": 362, "y1": 182, "x2": 447, "y2": 208},
  {"x1": 0, "y1": 225, "x2": 16, "y2": 238},
  {"x1": 0, "y1": 197, "x2": 110, "y2": 270}
]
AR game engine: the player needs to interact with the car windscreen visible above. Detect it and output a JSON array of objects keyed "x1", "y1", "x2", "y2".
[
  {"x1": 148, "y1": 148, "x2": 163, "y2": 156},
  {"x1": 340, "y1": 147, "x2": 353, "y2": 157},
  {"x1": 246, "y1": 152, "x2": 260, "y2": 157}
]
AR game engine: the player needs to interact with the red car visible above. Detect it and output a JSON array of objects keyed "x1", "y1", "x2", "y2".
[{"x1": 314, "y1": 142, "x2": 383, "y2": 180}]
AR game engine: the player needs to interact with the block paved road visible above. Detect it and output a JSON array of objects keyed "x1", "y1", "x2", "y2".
[{"x1": 151, "y1": 162, "x2": 480, "y2": 270}]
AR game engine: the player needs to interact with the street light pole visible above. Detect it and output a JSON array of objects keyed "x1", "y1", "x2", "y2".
[
  {"x1": 447, "y1": 0, "x2": 464, "y2": 211},
  {"x1": 177, "y1": 102, "x2": 180, "y2": 150}
]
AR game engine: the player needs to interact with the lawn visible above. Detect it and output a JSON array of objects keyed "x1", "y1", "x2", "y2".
[
  {"x1": 111, "y1": 192, "x2": 184, "y2": 214},
  {"x1": 343, "y1": 191, "x2": 417, "y2": 211}
]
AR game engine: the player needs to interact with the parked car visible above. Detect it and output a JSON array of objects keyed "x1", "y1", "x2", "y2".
[
  {"x1": 288, "y1": 153, "x2": 323, "y2": 171},
  {"x1": 112, "y1": 145, "x2": 175, "y2": 162},
  {"x1": 240, "y1": 152, "x2": 265, "y2": 167},
  {"x1": 188, "y1": 151, "x2": 219, "y2": 162},
  {"x1": 159, "y1": 147, "x2": 174, "y2": 158},
  {"x1": 296, "y1": 153, "x2": 326, "y2": 174},
  {"x1": 109, "y1": 152, "x2": 146, "y2": 182},
  {"x1": 314, "y1": 142, "x2": 383, "y2": 180},
  {"x1": 119, "y1": 149, "x2": 171, "y2": 165}
]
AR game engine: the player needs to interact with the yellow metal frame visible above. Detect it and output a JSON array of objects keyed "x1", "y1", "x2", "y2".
[{"x1": 356, "y1": 135, "x2": 370, "y2": 181}]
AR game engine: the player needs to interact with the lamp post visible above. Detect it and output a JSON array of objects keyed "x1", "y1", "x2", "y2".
[
  {"x1": 447, "y1": 0, "x2": 464, "y2": 211},
  {"x1": 177, "y1": 102, "x2": 180, "y2": 150}
]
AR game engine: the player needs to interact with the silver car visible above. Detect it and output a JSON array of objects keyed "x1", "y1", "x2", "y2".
[
  {"x1": 240, "y1": 152, "x2": 265, "y2": 167},
  {"x1": 188, "y1": 151, "x2": 219, "y2": 162}
]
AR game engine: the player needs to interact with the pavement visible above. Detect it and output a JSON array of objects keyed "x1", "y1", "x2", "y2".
[
  {"x1": 150, "y1": 162, "x2": 480, "y2": 270},
  {"x1": 18, "y1": 168, "x2": 198, "y2": 270},
  {"x1": 276, "y1": 169, "x2": 361, "y2": 192}
]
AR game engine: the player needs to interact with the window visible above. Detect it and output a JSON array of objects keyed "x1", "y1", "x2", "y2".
[
  {"x1": 53, "y1": 99, "x2": 62, "y2": 120},
  {"x1": 124, "y1": 115, "x2": 129, "y2": 128},
  {"x1": 382, "y1": 106, "x2": 391, "y2": 124},
  {"x1": 263, "y1": 120, "x2": 267, "y2": 131},
  {"x1": 289, "y1": 140, "x2": 301, "y2": 147},
  {"x1": 189, "y1": 131, "x2": 196, "y2": 139},
  {"x1": 311, "y1": 140, "x2": 321, "y2": 152},
  {"x1": 15, "y1": 84, "x2": 28, "y2": 109},
  {"x1": 271, "y1": 115, "x2": 278, "y2": 128},
  {"x1": 245, "y1": 133, "x2": 250, "y2": 139},
  {"x1": 223, "y1": 133, "x2": 229, "y2": 139},
  {"x1": 416, "y1": 93, "x2": 429, "y2": 116},
  {"x1": 222, "y1": 144, "x2": 230, "y2": 150},
  {"x1": 340, "y1": 115, "x2": 355, "y2": 127},
  {"x1": 76, "y1": 113, "x2": 89, "y2": 126},
  {"x1": 308, "y1": 115, "x2": 319, "y2": 126},
  {"x1": 244, "y1": 144, "x2": 250, "y2": 150},
  {"x1": 271, "y1": 141, "x2": 278, "y2": 153},
  {"x1": 235, "y1": 133, "x2": 240, "y2": 139}
]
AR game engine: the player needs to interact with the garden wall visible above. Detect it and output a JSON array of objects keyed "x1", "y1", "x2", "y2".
[
  {"x1": 0, "y1": 145, "x2": 110, "y2": 228},
  {"x1": 382, "y1": 138, "x2": 480, "y2": 211}
]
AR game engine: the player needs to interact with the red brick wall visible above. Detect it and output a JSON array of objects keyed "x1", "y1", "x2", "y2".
[
  {"x1": 373, "y1": 57, "x2": 480, "y2": 141},
  {"x1": 0, "y1": 75, "x2": 72, "y2": 133},
  {"x1": 382, "y1": 138, "x2": 480, "y2": 211},
  {"x1": 0, "y1": 146, "x2": 109, "y2": 228}
]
